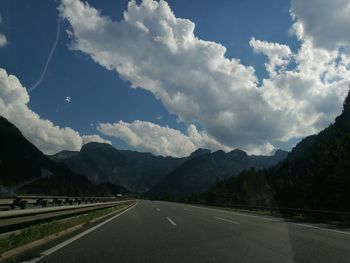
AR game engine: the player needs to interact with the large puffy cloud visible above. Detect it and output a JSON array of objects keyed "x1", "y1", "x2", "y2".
[
  {"x1": 290, "y1": 0, "x2": 350, "y2": 49},
  {"x1": 250, "y1": 39, "x2": 350, "y2": 140},
  {"x1": 98, "y1": 120, "x2": 230, "y2": 157},
  {"x1": 60, "y1": 0, "x2": 350, "y2": 155},
  {"x1": 98, "y1": 121, "x2": 196, "y2": 157},
  {"x1": 58, "y1": 0, "x2": 271, "y2": 151},
  {"x1": 0, "y1": 68, "x2": 110, "y2": 154}
]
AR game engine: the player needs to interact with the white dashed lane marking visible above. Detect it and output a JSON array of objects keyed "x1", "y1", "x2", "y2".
[
  {"x1": 166, "y1": 217, "x2": 177, "y2": 226},
  {"x1": 214, "y1": 216, "x2": 240, "y2": 225}
]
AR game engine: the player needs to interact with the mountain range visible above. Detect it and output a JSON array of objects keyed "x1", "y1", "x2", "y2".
[
  {"x1": 51, "y1": 143, "x2": 287, "y2": 198},
  {"x1": 147, "y1": 149, "x2": 287, "y2": 199},
  {"x1": 50, "y1": 143, "x2": 186, "y2": 193},
  {"x1": 0, "y1": 115, "x2": 287, "y2": 198}
]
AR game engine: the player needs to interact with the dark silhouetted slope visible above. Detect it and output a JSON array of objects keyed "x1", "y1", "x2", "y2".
[{"x1": 0, "y1": 116, "x2": 123, "y2": 196}]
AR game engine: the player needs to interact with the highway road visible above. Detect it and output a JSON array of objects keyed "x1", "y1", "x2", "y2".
[{"x1": 23, "y1": 200, "x2": 350, "y2": 263}]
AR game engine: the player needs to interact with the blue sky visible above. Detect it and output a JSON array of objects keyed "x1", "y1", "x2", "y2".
[{"x1": 0, "y1": 0, "x2": 349, "y2": 156}]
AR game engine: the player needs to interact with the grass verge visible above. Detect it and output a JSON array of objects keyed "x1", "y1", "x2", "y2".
[{"x1": 0, "y1": 202, "x2": 133, "y2": 255}]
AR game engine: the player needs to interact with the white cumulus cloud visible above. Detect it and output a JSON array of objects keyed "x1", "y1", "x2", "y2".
[
  {"x1": 98, "y1": 120, "x2": 196, "y2": 157},
  {"x1": 59, "y1": 0, "x2": 350, "y2": 156},
  {"x1": 82, "y1": 134, "x2": 112, "y2": 145},
  {"x1": 98, "y1": 120, "x2": 230, "y2": 157},
  {"x1": 250, "y1": 38, "x2": 292, "y2": 76},
  {"x1": 0, "y1": 68, "x2": 110, "y2": 154},
  {"x1": 290, "y1": 0, "x2": 350, "y2": 50}
]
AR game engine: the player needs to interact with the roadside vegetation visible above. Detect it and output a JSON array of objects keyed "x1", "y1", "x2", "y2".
[{"x1": 0, "y1": 202, "x2": 132, "y2": 255}]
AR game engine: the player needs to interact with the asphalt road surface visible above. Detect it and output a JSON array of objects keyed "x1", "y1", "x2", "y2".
[{"x1": 26, "y1": 200, "x2": 350, "y2": 263}]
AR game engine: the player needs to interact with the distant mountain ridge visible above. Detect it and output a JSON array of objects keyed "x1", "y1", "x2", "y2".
[
  {"x1": 0, "y1": 115, "x2": 288, "y2": 199},
  {"x1": 53, "y1": 142, "x2": 287, "y2": 196},
  {"x1": 147, "y1": 148, "x2": 288, "y2": 199},
  {"x1": 51, "y1": 142, "x2": 187, "y2": 193}
]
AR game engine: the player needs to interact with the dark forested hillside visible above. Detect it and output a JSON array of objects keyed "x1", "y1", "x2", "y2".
[
  {"x1": 0, "y1": 116, "x2": 125, "y2": 196},
  {"x1": 0, "y1": 116, "x2": 53, "y2": 187},
  {"x1": 205, "y1": 91, "x2": 350, "y2": 211}
]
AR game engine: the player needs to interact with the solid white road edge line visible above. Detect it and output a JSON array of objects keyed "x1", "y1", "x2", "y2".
[
  {"x1": 292, "y1": 223, "x2": 350, "y2": 235},
  {"x1": 214, "y1": 216, "x2": 240, "y2": 225},
  {"x1": 261, "y1": 217, "x2": 280, "y2": 222},
  {"x1": 188, "y1": 204, "x2": 350, "y2": 235},
  {"x1": 25, "y1": 202, "x2": 138, "y2": 263},
  {"x1": 189, "y1": 204, "x2": 276, "y2": 221},
  {"x1": 166, "y1": 217, "x2": 177, "y2": 226}
]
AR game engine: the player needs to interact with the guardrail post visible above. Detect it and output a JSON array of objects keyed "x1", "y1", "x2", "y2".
[
  {"x1": 18, "y1": 200, "x2": 27, "y2": 209},
  {"x1": 56, "y1": 199, "x2": 63, "y2": 206},
  {"x1": 12, "y1": 197, "x2": 22, "y2": 209},
  {"x1": 64, "y1": 198, "x2": 73, "y2": 205},
  {"x1": 12, "y1": 198, "x2": 19, "y2": 208}
]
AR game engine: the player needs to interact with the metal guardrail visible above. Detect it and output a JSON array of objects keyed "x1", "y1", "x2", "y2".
[
  {"x1": 0, "y1": 199, "x2": 135, "y2": 235},
  {"x1": 0, "y1": 195, "x2": 128, "y2": 210}
]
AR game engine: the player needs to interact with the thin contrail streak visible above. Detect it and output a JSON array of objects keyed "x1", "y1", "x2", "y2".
[{"x1": 28, "y1": 17, "x2": 61, "y2": 93}]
